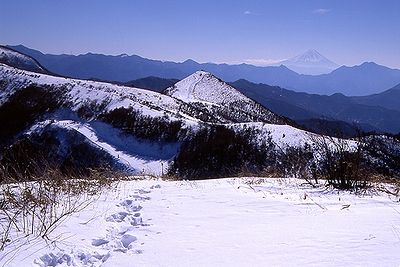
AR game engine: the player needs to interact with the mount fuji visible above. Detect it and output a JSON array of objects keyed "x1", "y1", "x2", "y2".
[{"x1": 279, "y1": 49, "x2": 339, "y2": 75}]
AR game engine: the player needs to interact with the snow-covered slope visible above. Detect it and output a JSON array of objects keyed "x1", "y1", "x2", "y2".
[
  {"x1": 2, "y1": 177, "x2": 399, "y2": 266},
  {"x1": 280, "y1": 49, "x2": 339, "y2": 75},
  {"x1": 1, "y1": 61, "x2": 355, "y2": 176},
  {"x1": 0, "y1": 63, "x2": 194, "y2": 121},
  {"x1": 230, "y1": 122, "x2": 314, "y2": 147},
  {"x1": 0, "y1": 63, "x2": 204, "y2": 175},
  {"x1": 0, "y1": 63, "x2": 298, "y2": 175},
  {"x1": 0, "y1": 45, "x2": 48, "y2": 74},
  {"x1": 164, "y1": 71, "x2": 287, "y2": 124},
  {"x1": 27, "y1": 119, "x2": 178, "y2": 175},
  {"x1": 165, "y1": 70, "x2": 247, "y2": 104},
  {"x1": 0, "y1": 65, "x2": 288, "y2": 125}
]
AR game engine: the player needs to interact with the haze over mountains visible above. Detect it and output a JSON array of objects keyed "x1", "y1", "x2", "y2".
[
  {"x1": 8, "y1": 45, "x2": 400, "y2": 96},
  {"x1": 231, "y1": 80, "x2": 400, "y2": 134},
  {"x1": 2, "y1": 45, "x2": 400, "y2": 134},
  {"x1": 125, "y1": 76, "x2": 400, "y2": 134},
  {"x1": 270, "y1": 49, "x2": 339, "y2": 75}
]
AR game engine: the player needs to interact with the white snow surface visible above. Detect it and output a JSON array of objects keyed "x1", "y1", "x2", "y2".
[
  {"x1": 229, "y1": 122, "x2": 357, "y2": 150},
  {"x1": 28, "y1": 119, "x2": 179, "y2": 175},
  {"x1": 1, "y1": 63, "x2": 357, "y2": 175},
  {"x1": 0, "y1": 63, "x2": 198, "y2": 121},
  {"x1": 54, "y1": 120, "x2": 178, "y2": 175},
  {"x1": 0, "y1": 47, "x2": 45, "y2": 72},
  {"x1": 2, "y1": 177, "x2": 400, "y2": 267},
  {"x1": 163, "y1": 70, "x2": 286, "y2": 124},
  {"x1": 284, "y1": 49, "x2": 337, "y2": 65},
  {"x1": 277, "y1": 50, "x2": 339, "y2": 75},
  {"x1": 230, "y1": 122, "x2": 312, "y2": 147},
  {"x1": 165, "y1": 71, "x2": 252, "y2": 106}
]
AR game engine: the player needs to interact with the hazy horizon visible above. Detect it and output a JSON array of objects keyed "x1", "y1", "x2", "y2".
[{"x1": 1, "y1": 0, "x2": 399, "y2": 68}]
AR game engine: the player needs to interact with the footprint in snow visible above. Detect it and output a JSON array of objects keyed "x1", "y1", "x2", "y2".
[
  {"x1": 138, "y1": 189, "x2": 151, "y2": 194},
  {"x1": 36, "y1": 187, "x2": 153, "y2": 265},
  {"x1": 121, "y1": 234, "x2": 137, "y2": 248},
  {"x1": 150, "y1": 184, "x2": 161, "y2": 189},
  {"x1": 119, "y1": 199, "x2": 142, "y2": 212},
  {"x1": 35, "y1": 252, "x2": 73, "y2": 267},
  {"x1": 128, "y1": 215, "x2": 143, "y2": 226},
  {"x1": 36, "y1": 251, "x2": 111, "y2": 266},
  {"x1": 117, "y1": 225, "x2": 135, "y2": 235},
  {"x1": 106, "y1": 211, "x2": 131, "y2": 222},
  {"x1": 91, "y1": 238, "x2": 109, "y2": 247},
  {"x1": 130, "y1": 194, "x2": 151, "y2": 201}
]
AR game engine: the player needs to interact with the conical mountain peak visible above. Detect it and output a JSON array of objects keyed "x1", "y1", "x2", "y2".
[
  {"x1": 164, "y1": 70, "x2": 288, "y2": 124},
  {"x1": 289, "y1": 49, "x2": 333, "y2": 64},
  {"x1": 164, "y1": 71, "x2": 245, "y2": 104},
  {"x1": 281, "y1": 49, "x2": 339, "y2": 75}
]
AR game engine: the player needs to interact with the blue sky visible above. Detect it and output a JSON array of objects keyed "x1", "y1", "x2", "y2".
[{"x1": 1, "y1": 0, "x2": 399, "y2": 68}]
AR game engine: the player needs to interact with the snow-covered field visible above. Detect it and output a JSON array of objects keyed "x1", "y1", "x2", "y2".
[{"x1": 2, "y1": 178, "x2": 399, "y2": 267}]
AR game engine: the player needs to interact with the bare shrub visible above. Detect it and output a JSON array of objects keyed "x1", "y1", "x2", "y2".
[
  {"x1": 361, "y1": 134, "x2": 400, "y2": 178},
  {"x1": 0, "y1": 166, "x2": 121, "y2": 252},
  {"x1": 168, "y1": 125, "x2": 276, "y2": 179},
  {"x1": 276, "y1": 144, "x2": 316, "y2": 186},
  {"x1": 308, "y1": 133, "x2": 372, "y2": 190},
  {"x1": 100, "y1": 107, "x2": 187, "y2": 142}
]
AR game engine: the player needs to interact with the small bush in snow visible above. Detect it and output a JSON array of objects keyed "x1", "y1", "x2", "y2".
[
  {"x1": 168, "y1": 125, "x2": 276, "y2": 179},
  {"x1": 100, "y1": 107, "x2": 187, "y2": 142},
  {"x1": 0, "y1": 166, "x2": 121, "y2": 251}
]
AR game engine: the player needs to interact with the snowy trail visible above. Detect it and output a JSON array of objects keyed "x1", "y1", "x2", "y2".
[
  {"x1": 1, "y1": 181, "x2": 161, "y2": 267},
  {"x1": 53, "y1": 121, "x2": 168, "y2": 175},
  {"x1": 2, "y1": 178, "x2": 400, "y2": 266}
]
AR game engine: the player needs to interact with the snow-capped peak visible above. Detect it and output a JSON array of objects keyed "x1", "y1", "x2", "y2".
[
  {"x1": 289, "y1": 49, "x2": 329, "y2": 63},
  {"x1": 280, "y1": 49, "x2": 339, "y2": 75},
  {"x1": 164, "y1": 70, "x2": 247, "y2": 105},
  {"x1": 283, "y1": 49, "x2": 338, "y2": 66},
  {"x1": 164, "y1": 71, "x2": 288, "y2": 124}
]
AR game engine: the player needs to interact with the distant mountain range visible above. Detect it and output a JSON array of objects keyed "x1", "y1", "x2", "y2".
[
  {"x1": 7, "y1": 45, "x2": 400, "y2": 96},
  {"x1": 352, "y1": 83, "x2": 400, "y2": 112},
  {"x1": 119, "y1": 75, "x2": 400, "y2": 134},
  {"x1": 230, "y1": 80, "x2": 400, "y2": 134},
  {"x1": 1, "y1": 47, "x2": 399, "y2": 180},
  {"x1": 2, "y1": 45, "x2": 399, "y2": 134}
]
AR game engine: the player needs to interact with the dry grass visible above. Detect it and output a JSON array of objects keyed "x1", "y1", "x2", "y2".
[{"x1": 0, "y1": 167, "x2": 126, "y2": 252}]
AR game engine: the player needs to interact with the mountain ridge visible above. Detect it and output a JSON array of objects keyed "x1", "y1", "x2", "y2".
[
  {"x1": 8, "y1": 44, "x2": 400, "y2": 96},
  {"x1": 164, "y1": 70, "x2": 288, "y2": 125},
  {"x1": 115, "y1": 74, "x2": 400, "y2": 134},
  {"x1": 230, "y1": 79, "x2": 400, "y2": 134},
  {"x1": 1, "y1": 48, "x2": 398, "y2": 184},
  {"x1": 0, "y1": 45, "x2": 50, "y2": 74},
  {"x1": 0, "y1": 60, "x2": 298, "y2": 175}
]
